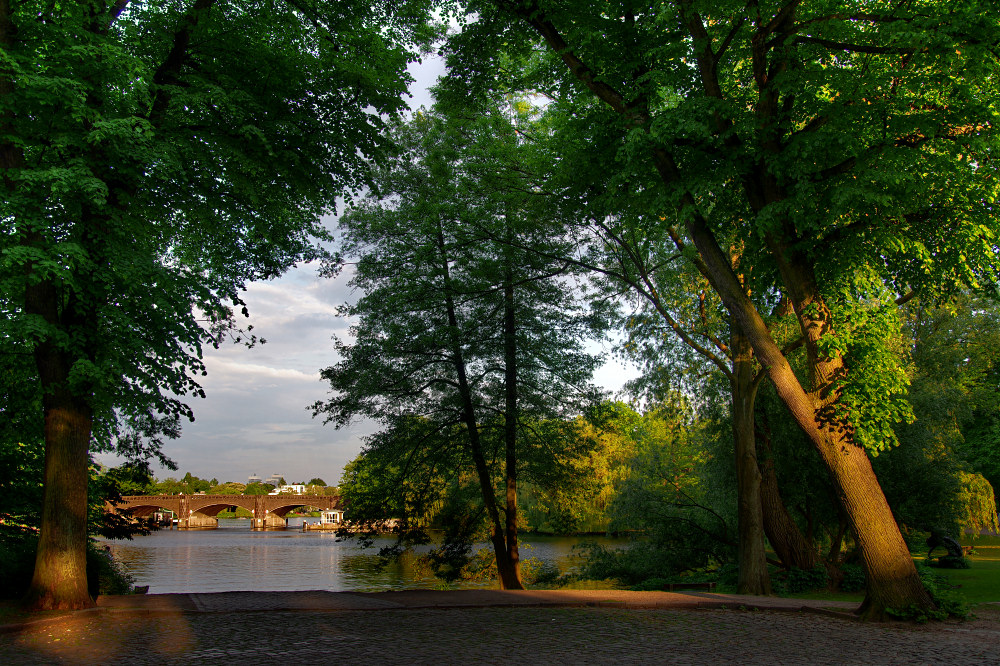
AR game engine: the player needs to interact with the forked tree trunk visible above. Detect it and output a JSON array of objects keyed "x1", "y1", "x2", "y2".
[
  {"x1": 730, "y1": 323, "x2": 771, "y2": 595},
  {"x1": 679, "y1": 210, "x2": 932, "y2": 619},
  {"x1": 436, "y1": 226, "x2": 523, "y2": 590}
]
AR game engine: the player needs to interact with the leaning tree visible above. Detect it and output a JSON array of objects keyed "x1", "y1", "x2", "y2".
[{"x1": 442, "y1": 0, "x2": 1000, "y2": 618}]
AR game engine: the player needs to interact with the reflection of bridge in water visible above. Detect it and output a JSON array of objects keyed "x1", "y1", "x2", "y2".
[{"x1": 116, "y1": 494, "x2": 343, "y2": 530}]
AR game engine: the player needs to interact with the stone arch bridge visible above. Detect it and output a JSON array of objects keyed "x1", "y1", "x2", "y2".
[{"x1": 115, "y1": 494, "x2": 343, "y2": 529}]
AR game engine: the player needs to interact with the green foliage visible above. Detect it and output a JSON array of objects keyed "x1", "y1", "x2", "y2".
[
  {"x1": 600, "y1": 398, "x2": 735, "y2": 577},
  {"x1": 886, "y1": 564, "x2": 970, "y2": 622},
  {"x1": 1, "y1": 0, "x2": 435, "y2": 603},
  {"x1": 88, "y1": 543, "x2": 135, "y2": 597},
  {"x1": 307, "y1": 478, "x2": 327, "y2": 488},
  {"x1": 243, "y1": 483, "x2": 275, "y2": 496},
  {"x1": 839, "y1": 564, "x2": 867, "y2": 594},
  {"x1": 212, "y1": 482, "x2": 247, "y2": 496},
  {"x1": 956, "y1": 472, "x2": 999, "y2": 536},
  {"x1": 0, "y1": 533, "x2": 37, "y2": 600},
  {"x1": 778, "y1": 566, "x2": 830, "y2": 595},
  {"x1": 100, "y1": 463, "x2": 155, "y2": 497},
  {"x1": 153, "y1": 472, "x2": 212, "y2": 495},
  {"x1": 313, "y1": 104, "x2": 603, "y2": 583}
]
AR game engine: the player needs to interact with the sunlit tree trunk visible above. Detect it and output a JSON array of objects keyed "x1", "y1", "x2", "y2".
[
  {"x1": 679, "y1": 208, "x2": 932, "y2": 619},
  {"x1": 21, "y1": 283, "x2": 95, "y2": 610}
]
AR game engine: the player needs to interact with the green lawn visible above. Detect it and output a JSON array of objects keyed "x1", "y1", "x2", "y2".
[{"x1": 932, "y1": 542, "x2": 1000, "y2": 604}]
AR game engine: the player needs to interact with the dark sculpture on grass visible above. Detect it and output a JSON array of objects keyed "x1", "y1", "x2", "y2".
[{"x1": 926, "y1": 532, "x2": 970, "y2": 569}]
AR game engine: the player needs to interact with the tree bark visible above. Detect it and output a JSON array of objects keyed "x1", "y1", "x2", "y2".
[
  {"x1": 730, "y1": 321, "x2": 771, "y2": 594},
  {"x1": 435, "y1": 225, "x2": 523, "y2": 590},
  {"x1": 680, "y1": 207, "x2": 931, "y2": 619},
  {"x1": 501, "y1": 263, "x2": 522, "y2": 589},
  {"x1": 755, "y1": 412, "x2": 818, "y2": 571},
  {"x1": 21, "y1": 284, "x2": 96, "y2": 610}
]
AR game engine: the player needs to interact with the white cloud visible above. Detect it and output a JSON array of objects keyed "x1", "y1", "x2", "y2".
[{"x1": 94, "y1": 54, "x2": 640, "y2": 488}]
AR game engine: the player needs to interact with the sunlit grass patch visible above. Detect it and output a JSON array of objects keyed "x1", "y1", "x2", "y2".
[{"x1": 930, "y1": 548, "x2": 1000, "y2": 604}]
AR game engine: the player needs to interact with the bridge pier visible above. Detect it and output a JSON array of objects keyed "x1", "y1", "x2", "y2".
[
  {"x1": 116, "y1": 493, "x2": 343, "y2": 531},
  {"x1": 250, "y1": 495, "x2": 287, "y2": 529},
  {"x1": 175, "y1": 494, "x2": 220, "y2": 529}
]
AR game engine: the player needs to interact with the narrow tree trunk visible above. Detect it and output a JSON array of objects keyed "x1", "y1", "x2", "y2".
[
  {"x1": 828, "y1": 508, "x2": 849, "y2": 564},
  {"x1": 500, "y1": 264, "x2": 522, "y2": 589},
  {"x1": 730, "y1": 322, "x2": 771, "y2": 595},
  {"x1": 755, "y1": 411, "x2": 818, "y2": 571},
  {"x1": 435, "y1": 227, "x2": 522, "y2": 589}
]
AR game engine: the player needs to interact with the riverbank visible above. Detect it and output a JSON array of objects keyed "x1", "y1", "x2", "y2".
[{"x1": 2, "y1": 590, "x2": 998, "y2": 664}]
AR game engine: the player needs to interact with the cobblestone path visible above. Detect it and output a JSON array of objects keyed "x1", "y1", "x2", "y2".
[{"x1": 2, "y1": 606, "x2": 999, "y2": 665}]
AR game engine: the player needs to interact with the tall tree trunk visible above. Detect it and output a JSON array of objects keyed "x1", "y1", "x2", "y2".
[
  {"x1": 435, "y1": 226, "x2": 522, "y2": 589},
  {"x1": 512, "y1": 0, "x2": 933, "y2": 619},
  {"x1": 828, "y1": 506, "x2": 850, "y2": 564},
  {"x1": 730, "y1": 321, "x2": 771, "y2": 595},
  {"x1": 21, "y1": 283, "x2": 95, "y2": 610},
  {"x1": 501, "y1": 264, "x2": 522, "y2": 589},
  {"x1": 755, "y1": 412, "x2": 818, "y2": 571},
  {"x1": 677, "y1": 207, "x2": 932, "y2": 619},
  {"x1": 4, "y1": 2, "x2": 93, "y2": 610}
]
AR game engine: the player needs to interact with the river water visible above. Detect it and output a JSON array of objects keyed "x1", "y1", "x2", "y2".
[{"x1": 103, "y1": 518, "x2": 620, "y2": 594}]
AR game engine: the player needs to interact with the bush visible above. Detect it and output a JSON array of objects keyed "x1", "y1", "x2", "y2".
[
  {"x1": 88, "y1": 543, "x2": 135, "y2": 596},
  {"x1": 838, "y1": 563, "x2": 866, "y2": 593},
  {"x1": 886, "y1": 564, "x2": 970, "y2": 622},
  {"x1": 0, "y1": 530, "x2": 38, "y2": 599},
  {"x1": 778, "y1": 566, "x2": 829, "y2": 594},
  {"x1": 577, "y1": 540, "x2": 723, "y2": 588},
  {"x1": 522, "y1": 557, "x2": 562, "y2": 587}
]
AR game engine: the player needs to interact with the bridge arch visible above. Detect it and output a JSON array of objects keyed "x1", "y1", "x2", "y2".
[{"x1": 115, "y1": 494, "x2": 343, "y2": 530}]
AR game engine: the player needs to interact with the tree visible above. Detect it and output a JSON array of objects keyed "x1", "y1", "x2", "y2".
[
  {"x1": 447, "y1": 0, "x2": 1000, "y2": 618},
  {"x1": 244, "y1": 483, "x2": 275, "y2": 496},
  {"x1": 1, "y1": 0, "x2": 433, "y2": 609},
  {"x1": 307, "y1": 478, "x2": 327, "y2": 487},
  {"x1": 312, "y1": 107, "x2": 600, "y2": 588}
]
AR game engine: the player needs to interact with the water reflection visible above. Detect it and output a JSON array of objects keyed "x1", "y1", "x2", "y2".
[{"x1": 103, "y1": 518, "x2": 622, "y2": 594}]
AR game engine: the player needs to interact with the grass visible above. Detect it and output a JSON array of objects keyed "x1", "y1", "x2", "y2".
[{"x1": 928, "y1": 543, "x2": 1000, "y2": 604}]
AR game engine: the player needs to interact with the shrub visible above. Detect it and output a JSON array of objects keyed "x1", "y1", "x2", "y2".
[
  {"x1": 886, "y1": 564, "x2": 970, "y2": 622},
  {"x1": 838, "y1": 563, "x2": 866, "y2": 593},
  {"x1": 0, "y1": 530, "x2": 38, "y2": 599},
  {"x1": 779, "y1": 566, "x2": 829, "y2": 594}
]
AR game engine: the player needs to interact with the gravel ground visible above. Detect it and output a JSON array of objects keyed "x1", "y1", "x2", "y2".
[{"x1": 2, "y1": 605, "x2": 999, "y2": 665}]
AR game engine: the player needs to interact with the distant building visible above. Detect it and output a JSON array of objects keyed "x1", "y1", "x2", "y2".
[
  {"x1": 272, "y1": 484, "x2": 305, "y2": 495},
  {"x1": 247, "y1": 474, "x2": 262, "y2": 485},
  {"x1": 264, "y1": 473, "x2": 283, "y2": 487}
]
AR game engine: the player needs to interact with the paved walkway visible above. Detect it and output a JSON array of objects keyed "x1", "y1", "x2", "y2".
[{"x1": 2, "y1": 590, "x2": 998, "y2": 664}]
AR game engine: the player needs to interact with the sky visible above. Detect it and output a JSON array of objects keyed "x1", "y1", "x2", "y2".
[{"x1": 95, "y1": 55, "x2": 637, "y2": 487}]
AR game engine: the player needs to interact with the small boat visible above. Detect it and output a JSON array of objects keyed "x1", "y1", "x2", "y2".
[{"x1": 302, "y1": 509, "x2": 344, "y2": 531}]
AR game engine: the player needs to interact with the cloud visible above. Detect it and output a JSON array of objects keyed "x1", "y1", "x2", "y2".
[{"x1": 94, "y1": 55, "x2": 639, "y2": 488}]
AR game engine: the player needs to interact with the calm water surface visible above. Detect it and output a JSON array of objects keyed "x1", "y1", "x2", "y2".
[{"x1": 103, "y1": 518, "x2": 621, "y2": 594}]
